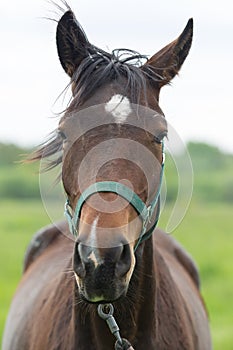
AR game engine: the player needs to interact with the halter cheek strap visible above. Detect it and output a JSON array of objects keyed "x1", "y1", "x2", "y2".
[{"x1": 64, "y1": 144, "x2": 165, "y2": 250}]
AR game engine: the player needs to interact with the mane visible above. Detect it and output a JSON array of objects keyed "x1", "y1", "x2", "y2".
[
  {"x1": 29, "y1": 45, "x2": 161, "y2": 169},
  {"x1": 68, "y1": 47, "x2": 158, "y2": 109}
]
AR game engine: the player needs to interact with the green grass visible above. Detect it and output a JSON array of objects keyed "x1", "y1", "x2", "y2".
[
  {"x1": 0, "y1": 200, "x2": 49, "y2": 337},
  {"x1": 1, "y1": 199, "x2": 233, "y2": 349}
]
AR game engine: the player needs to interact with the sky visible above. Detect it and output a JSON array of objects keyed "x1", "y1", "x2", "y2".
[{"x1": 0, "y1": 0, "x2": 233, "y2": 152}]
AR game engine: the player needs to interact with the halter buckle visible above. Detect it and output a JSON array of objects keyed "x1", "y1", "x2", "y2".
[
  {"x1": 64, "y1": 200, "x2": 78, "y2": 237},
  {"x1": 142, "y1": 205, "x2": 152, "y2": 230}
]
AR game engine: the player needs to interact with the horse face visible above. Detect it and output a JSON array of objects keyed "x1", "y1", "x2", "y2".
[
  {"x1": 55, "y1": 11, "x2": 193, "y2": 302},
  {"x1": 61, "y1": 105, "x2": 165, "y2": 302}
]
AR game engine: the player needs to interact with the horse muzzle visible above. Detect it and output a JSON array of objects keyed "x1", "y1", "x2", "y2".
[{"x1": 73, "y1": 240, "x2": 133, "y2": 302}]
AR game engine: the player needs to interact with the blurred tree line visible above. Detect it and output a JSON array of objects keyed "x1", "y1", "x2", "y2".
[
  {"x1": 0, "y1": 143, "x2": 40, "y2": 199},
  {"x1": 0, "y1": 142, "x2": 233, "y2": 203}
]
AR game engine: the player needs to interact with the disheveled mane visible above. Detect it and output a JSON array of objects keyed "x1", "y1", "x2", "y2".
[
  {"x1": 29, "y1": 44, "x2": 161, "y2": 169},
  {"x1": 69, "y1": 46, "x2": 159, "y2": 110}
]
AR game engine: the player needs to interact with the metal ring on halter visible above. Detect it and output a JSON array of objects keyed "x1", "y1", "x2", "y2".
[
  {"x1": 97, "y1": 304, "x2": 135, "y2": 349},
  {"x1": 98, "y1": 304, "x2": 122, "y2": 344}
]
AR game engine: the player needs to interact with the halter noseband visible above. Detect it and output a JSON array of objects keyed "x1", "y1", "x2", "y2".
[{"x1": 64, "y1": 143, "x2": 165, "y2": 250}]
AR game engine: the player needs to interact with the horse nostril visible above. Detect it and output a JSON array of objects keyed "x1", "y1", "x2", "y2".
[
  {"x1": 115, "y1": 243, "x2": 131, "y2": 278},
  {"x1": 73, "y1": 243, "x2": 86, "y2": 278}
]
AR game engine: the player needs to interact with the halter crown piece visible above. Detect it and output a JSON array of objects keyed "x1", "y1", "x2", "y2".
[{"x1": 64, "y1": 142, "x2": 165, "y2": 250}]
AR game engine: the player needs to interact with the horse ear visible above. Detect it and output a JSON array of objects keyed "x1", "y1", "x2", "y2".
[
  {"x1": 145, "y1": 18, "x2": 193, "y2": 88},
  {"x1": 56, "y1": 11, "x2": 90, "y2": 77}
]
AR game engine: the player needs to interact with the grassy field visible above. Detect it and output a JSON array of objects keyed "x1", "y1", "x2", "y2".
[{"x1": 0, "y1": 199, "x2": 233, "y2": 348}]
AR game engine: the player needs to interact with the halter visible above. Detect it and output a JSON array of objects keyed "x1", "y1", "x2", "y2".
[{"x1": 64, "y1": 143, "x2": 165, "y2": 250}]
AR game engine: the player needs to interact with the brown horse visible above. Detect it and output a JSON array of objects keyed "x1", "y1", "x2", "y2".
[{"x1": 3, "y1": 8, "x2": 212, "y2": 350}]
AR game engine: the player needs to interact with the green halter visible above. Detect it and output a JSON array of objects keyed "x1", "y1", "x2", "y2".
[{"x1": 64, "y1": 143, "x2": 165, "y2": 250}]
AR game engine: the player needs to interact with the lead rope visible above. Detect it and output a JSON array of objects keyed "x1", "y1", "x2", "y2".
[{"x1": 97, "y1": 304, "x2": 135, "y2": 350}]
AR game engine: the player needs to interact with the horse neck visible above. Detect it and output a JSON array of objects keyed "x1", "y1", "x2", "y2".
[{"x1": 73, "y1": 237, "x2": 157, "y2": 349}]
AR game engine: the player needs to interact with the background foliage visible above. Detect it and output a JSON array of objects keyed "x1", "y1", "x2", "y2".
[{"x1": 0, "y1": 142, "x2": 233, "y2": 348}]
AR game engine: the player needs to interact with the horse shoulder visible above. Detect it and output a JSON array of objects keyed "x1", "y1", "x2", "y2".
[
  {"x1": 154, "y1": 228, "x2": 200, "y2": 289},
  {"x1": 23, "y1": 221, "x2": 70, "y2": 272},
  {"x1": 154, "y1": 229, "x2": 212, "y2": 349}
]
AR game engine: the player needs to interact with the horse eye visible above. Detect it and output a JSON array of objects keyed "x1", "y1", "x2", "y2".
[
  {"x1": 154, "y1": 131, "x2": 167, "y2": 144},
  {"x1": 57, "y1": 129, "x2": 67, "y2": 141}
]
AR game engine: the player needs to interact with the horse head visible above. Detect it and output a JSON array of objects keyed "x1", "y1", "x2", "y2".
[{"x1": 54, "y1": 11, "x2": 193, "y2": 303}]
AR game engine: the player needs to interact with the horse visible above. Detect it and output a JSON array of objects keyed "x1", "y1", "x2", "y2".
[{"x1": 2, "y1": 7, "x2": 212, "y2": 350}]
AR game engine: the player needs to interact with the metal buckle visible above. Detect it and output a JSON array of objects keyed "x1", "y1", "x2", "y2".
[
  {"x1": 64, "y1": 200, "x2": 78, "y2": 237},
  {"x1": 143, "y1": 205, "x2": 152, "y2": 230}
]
